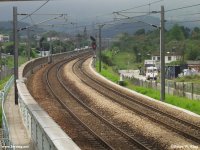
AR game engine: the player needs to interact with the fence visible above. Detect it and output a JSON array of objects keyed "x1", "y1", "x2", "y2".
[
  {"x1": 0, "y1": 50, "x2": 89, "y2": 150},
  {"x1": 131, "y1": 77, "x2": 200, "y2": 100},
  {"x1": 0, "y1": 68, "x2": 14, "y2": 80},
  {"x1": 17, "y1": 51, "x2": 87, "y2": 150},
  {"x1": 0, "y1": 76, "x2": 14, "y2": 149}
]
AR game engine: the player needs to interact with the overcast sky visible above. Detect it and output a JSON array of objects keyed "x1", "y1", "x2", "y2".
[{"x1": 0, "y1": 0, "x2": 200, "y2": 25}]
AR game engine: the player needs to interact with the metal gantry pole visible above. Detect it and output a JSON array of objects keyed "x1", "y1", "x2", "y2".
[
  {"x1": 27, "y1": 28, "x2": 31, "y2": 61},
  {"x1": 160, "y1": 6, "x2": 165, "y2": 101},
  {"x1": 49, "y1": 38, "x2": 52, "y2": 63},
  {"x1": 99, "y1": 25, "x2": 102, "y2": 72},
  {"x1": 0, "y1": 44, "x2": 2, "y2": 70},
  {"x1": 13, "y1": 7, "x2": 18, "y2": 105}
]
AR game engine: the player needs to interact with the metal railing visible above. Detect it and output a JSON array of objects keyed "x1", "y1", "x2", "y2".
[
  {"x1": 131, "y1": 77, "x2": 200, "y2": 100},
  {"x1": 18, "y1": 51, "x2": 87, "y2": 150},
  {"x1": 0, "y1": 50, "x2": 90, "y2": 150},
  {"x1": 1, "y1": 76, "x2": 14, "y2": 149},
  {"x1": 0, "y1": 68, "x2": 14, "y2": 80}
]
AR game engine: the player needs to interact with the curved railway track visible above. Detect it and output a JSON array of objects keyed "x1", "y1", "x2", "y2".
[
  {"x1": 45, "y1": 53, "x2": 152, "y2": 150},
  {"x1": 71, "y1": 55, "x2": 200, "y2": 146}
]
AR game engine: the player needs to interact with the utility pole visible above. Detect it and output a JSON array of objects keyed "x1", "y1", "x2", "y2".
[
  {"x1": 160, "y1": 5, "x2": 165, "y2": 101},
  {"x1": 27, "y1": 28, "x2": 31, "y2": 61},
  {"x1": 183, "y1": 43, "x2": 185, "y2": 62},
  {"x1": 98, "y1": 24, "x2": 104, "y2": 72},
  {"x1": 99, "y1": 25, "x2": 102, "y2": 72},
  {"x1": 13, "y1": 6, "x2": 18, "y2": 105},
  {"x1": 48, "y1": 38, "x2": 52, "y2": 63},
  {"x1": 0, "y1": 43, "x2": 2, "y2": 70}
]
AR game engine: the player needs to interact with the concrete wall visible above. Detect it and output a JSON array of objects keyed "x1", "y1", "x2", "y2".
[{"x1": 17, "y1": 51, "x2": 89, "y2": 150}]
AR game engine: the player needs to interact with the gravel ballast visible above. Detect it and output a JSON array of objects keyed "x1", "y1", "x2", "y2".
[{"x1": 63, "y1": 59, "x2": 199, "y2": 149}]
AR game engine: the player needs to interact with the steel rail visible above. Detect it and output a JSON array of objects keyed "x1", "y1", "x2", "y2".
[
  {"x1": 45, "y1": 53, "x2": 114, "y2": 150},
  {"x1": 57, "y1": 56, "x2": 151, "y2": 150},
  {"x1": 74, "y1": 56, "x2": 200, "y2": 145}
]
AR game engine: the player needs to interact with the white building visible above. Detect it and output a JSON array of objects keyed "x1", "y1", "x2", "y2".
[
  {"x1": 47, "y1": 37, "x2": 59, "y2": 42},
  {"x1": 39, "y1": 51, "x2": 50, "y2": 57},
  {"x1": 152, "y1": 52, "x2": 182, "y2": 64},
  {"x1": 0, "y1": 34, "x2": 9, "y2": 42}
]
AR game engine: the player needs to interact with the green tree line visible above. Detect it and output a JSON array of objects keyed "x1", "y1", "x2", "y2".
[{"x1": 109, "y1": 24, "x2": 200, "y2": 62}]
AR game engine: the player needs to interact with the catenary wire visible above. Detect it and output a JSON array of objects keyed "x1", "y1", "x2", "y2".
[{"x1": 19, "y1": 0, "x2": 50, "y2": 21}]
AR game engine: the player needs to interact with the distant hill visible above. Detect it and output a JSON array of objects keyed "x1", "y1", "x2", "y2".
[
  {"x1": 0, "y1": 21, "x2": 30, "y2": 30},
  {"x1": 0, "y1": 21, "x2": 45, "y2": 35},
  {"x1": 101, "y1": 15, "x2": 200, "y2": 38},
  {"x1": 101, "y1": 16, "x2": 159, "y2": 38},
  {"x1": 1, "y1": 15, "x2": 198, "y2": 38}
]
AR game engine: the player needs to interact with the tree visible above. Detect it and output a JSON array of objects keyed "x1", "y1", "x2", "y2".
[
  {"x1": 168, "y1": 24, "x2": 185, "y2": 41},
  {"x1": 180, "y1": 26, "x2": 190, "y2": 39},
  {"x1": 186, "y1": 48, "x2": 199, "y2": 60},
  {"x1": 4, "y1": 43, "x2": 14, "y2": 55},
  {"x1": 135, "y1": 29, "x2": 145, "y2": 36},
  {"x1": 191, "y1": 27, "x2": 200, "y2": 39}
]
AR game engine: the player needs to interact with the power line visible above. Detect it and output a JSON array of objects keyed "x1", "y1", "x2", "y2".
[
  {"x1": 19, "y1": 0, "x2": 50, "y2": 21},
  {"x1": 167, "y1": 19, "x2": 200, "y2": 24},
  {"x1": 165, "y1": 3, "x2": 200, "y2": 13},
  {"x1": 112, "y1": 12, "x2": 160, "y2": 28},
  {"x1": 68, "y1": 0, "x2": 162, "y2": 28},
  {"x1": 18, "y1": 13, "x2": 67, "y2": 16},
  {"x1": 38, "y1": 23, "x2": 69, "y2": 27},
  {"x1": 110, "y1": 22, "x2": 157, "y2": 31},
  {"x1": 113, "y1": 12, "x2": 153, "y2": 21},
  {"x1": 115, "y1": 0, "x2": 163, "y2": 13},
  {"x1": 18, "y1": 14, "x2": 64, "y2": 31},
  {"x1": 168, "y1": 12, "x2": 200, "y2": 18},
  {"x1": 119, "y1": 11, "x2": 153, "y2": 14}
]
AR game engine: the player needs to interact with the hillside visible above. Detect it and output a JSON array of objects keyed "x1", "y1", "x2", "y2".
[{"x1": 0, "y1": 21, "x2": 45, "y2": 35}]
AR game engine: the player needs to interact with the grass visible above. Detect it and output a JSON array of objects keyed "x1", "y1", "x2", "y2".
[
  {"x1": 6, "y1": 55, "x2": 27, "y2": 69},
  {"x1": 127, "y1": 82, "x2": 200, "y2": 115},
  {"x1": 0, "y1": 55, "x2": 27, "y2": 128},
  {"x1": 0, "y1": 76, "x2": 12, "y2": 128},
  {"x1": 0, "y1": 110, "x2": 1, "y2": 128},
  {"x1": 112, "y1": 51, "x2": 139, "y2": 70},
  {"x1": 97, "y1": 62, "x2": 200, "y2": 115},
  {"x1": 0, "y1": 76, "x2": 12, "y2": 90},
  {"x1": 175, "y1": 75, "x2": 200, "y2": 83},
  {"x1": 96, "y1": 61, "x2": 119, "y2": 83}
]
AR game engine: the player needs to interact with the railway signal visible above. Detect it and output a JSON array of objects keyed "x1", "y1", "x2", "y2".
[
  {"x1": 90, "y1": 36, "x2": 96, "y2": 50},
  {"x1": 92, "y1": 41, "x2": 97, "y2": 50}
]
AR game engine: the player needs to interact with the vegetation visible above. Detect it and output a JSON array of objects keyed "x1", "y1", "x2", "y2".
[
  {"x1": 0, "y1": 107, "x2": 2, "y2": 127},
  {"x1": 127, "y1": 82, "x2": 200, "y2": 115},
  {"x1": 97, "y1": 25, "x2": 200, "y2": 115},
  {"x1": 40, "y1": 30, "x2": 90, "y2": 53},
  {"x1": 96, "y1": 61, "x2": 119, "y2": 83},
  {"x1": 97, "y1": 63, "x2": 200, "y2": 115},
  {"x1": 175, "y1": 75, "x2": 200, "y2": 83},
  {"x1": 0, "y1": 76, "x2": 12, "y2": 128},
  {"x1": 0, "y1": 76, "x2": 11, "y2": 90},
  {"x1": 2, "y1": 55, "x2": 27, "y2": 69},
  {"x1": 109, "y1": 24, "x2": 200, "y2": 66}
]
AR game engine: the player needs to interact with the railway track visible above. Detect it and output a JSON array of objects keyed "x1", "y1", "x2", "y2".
[
  {"x1": 71, "y1": 55, "x2": 200, "y2": 146},
  {"x1": 45, "y1": 53, "x2": 152, "y2": 150}
]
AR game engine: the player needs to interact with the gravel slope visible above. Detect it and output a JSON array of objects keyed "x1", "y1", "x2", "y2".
[{"x1": 63, "y1": 59, "x2": 199, "y2": 150}]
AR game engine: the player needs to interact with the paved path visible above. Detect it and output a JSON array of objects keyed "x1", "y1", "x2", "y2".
[{"x1": 4, "y1": 86, "x2": 33, "y2": 150}]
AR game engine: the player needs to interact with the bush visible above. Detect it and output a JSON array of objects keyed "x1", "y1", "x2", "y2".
[
  {"x1": 118, "y1": 80, "x2": 128, "y2": 86},
  {"x1": 101, "y1": 53, "x2": 113, "y2": 66}
]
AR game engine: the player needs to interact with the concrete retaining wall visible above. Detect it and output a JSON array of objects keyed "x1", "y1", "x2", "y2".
[{"x1": 17, "y1": 51, "x2": 89, "y2": 150}]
